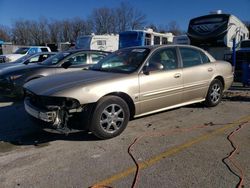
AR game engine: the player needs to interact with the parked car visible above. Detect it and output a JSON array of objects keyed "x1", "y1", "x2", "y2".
[
  {"x1": 0, "y1": 46, "x2": 51, "y2": 63},
  {"x1": 0, "y1": 49, "x2": 109, "y2": 97},
  {"x1": 24, "y1": 45, "x2": 234, "y2": 139},
  {"x1": 0, "y1": 52, "x2": 57, "y2": 69}
]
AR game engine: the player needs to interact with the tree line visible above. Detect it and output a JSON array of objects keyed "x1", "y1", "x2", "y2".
[{"x1": 0, "y1": 2, "x2": 184, "y2": 45}]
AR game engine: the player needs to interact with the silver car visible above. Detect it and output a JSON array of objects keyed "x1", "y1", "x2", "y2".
[{"x1": 24, "y1": 45, "x2": 234, "y2": 139}]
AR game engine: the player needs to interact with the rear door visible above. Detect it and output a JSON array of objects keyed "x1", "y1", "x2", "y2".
[
  {"x1": 138, "y1": 47, "x2": 183, "y2": 115},
  {"x1": 179, "y1": 47, "x2": 214, "y2": 103}
]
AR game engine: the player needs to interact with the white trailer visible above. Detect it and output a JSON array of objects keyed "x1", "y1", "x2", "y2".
[
  {"x1": 187, "y1": 11, "x2": 249, "y2": 59},
  {"x1": 76, "y1": 34, "x2": 119, "y2": 52},
  {"x1": 173, "y1": 35, "x2": 190, "y2": 45}
]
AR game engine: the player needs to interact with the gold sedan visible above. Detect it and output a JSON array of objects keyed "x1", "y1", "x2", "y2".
[{"x1": 24, "y1": 45, "x2": 234, "y2": 139}]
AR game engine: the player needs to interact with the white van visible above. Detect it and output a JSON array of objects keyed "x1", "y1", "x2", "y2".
[
  {"x1": 76, "y1": 34, "x2": 119, "y2": 52},
  {"x1": 0, "y1": 46, "x2": 51, "y2": 63}
]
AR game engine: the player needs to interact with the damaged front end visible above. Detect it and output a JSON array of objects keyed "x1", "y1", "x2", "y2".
[{"x1": 24, "y1": 90, "x2": 83, "y2": 134}]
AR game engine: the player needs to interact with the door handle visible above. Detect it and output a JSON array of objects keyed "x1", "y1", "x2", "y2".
[
  {"x1": 174, "y1": 73, "x2": 181, "y2": 78},
  {"x1": 208, "y1": 68, "x2": 213, "y2": 72}
]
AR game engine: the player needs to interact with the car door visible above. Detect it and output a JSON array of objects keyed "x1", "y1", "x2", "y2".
[
  {"x1": 179, "y1": 47, "x2": 214, "y2": 103},
  {"x1": 138, "y1": 47, "x2": 183, "y2": 115}
]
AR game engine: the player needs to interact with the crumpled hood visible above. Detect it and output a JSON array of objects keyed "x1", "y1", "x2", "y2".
[{"x1": 24, "y1": 70, "x2": 126, "y2": 96}]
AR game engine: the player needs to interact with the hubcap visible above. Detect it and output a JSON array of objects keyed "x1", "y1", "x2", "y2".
[
  {"x1": 210, "y1": 83, "x2": 221, "y2": 103},
  {"x1": 100, "y1": 104, "x2": 124, "y2": 134}
]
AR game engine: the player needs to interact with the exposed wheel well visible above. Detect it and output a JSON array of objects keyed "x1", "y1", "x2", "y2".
[
  {"x1": 214, "y1": 76, "x2": 225, "y2": 90},
  {"x1": 103, "y1": 92, "x2": 135, "y2": 119}
]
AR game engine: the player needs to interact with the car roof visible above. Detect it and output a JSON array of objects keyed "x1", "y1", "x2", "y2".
[
  {"x1": 65, "y1": 49, "x2": 111, "y2": 54},
  {"x1": 120, "y1": 44, "x2": 204, "y2": 51}
]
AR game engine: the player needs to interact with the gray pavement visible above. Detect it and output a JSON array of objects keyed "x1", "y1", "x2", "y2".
[{"x1": 0, "y1": 89, "x2": 250, "y2": 188}]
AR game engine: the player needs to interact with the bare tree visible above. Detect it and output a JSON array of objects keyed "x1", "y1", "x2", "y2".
[
  {"x1": 90, "y1": 7, "x2": 116, "y2": 34},
  {"x1": 0, "y1": 25, "x2": 11, "y2": 41},
  {"x1": 12, "y1": 20, "x2": 31, "y2": 45},
  {"x1": 166, "y1": 21, "x2": 183, "y2": 35},
  {"x1": 48, "y1": 20, "x2": 61, "y2": 43},
  {"x1": 71, "y1": 17, "x2": 92, "y2": 41},
  {"x1": 129, "y1": 8, "x2": 146, "y2": 30},
  {"x1": 115, "y1": 2, "x2": 146, "y2": 32}
]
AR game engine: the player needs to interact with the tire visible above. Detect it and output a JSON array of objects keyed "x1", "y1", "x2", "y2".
[
  {"x1": 204, "y1": 79, "x2": 223, "y2": 107},
  {"x1": 90, "y1": 96, "x2": 130, "y2": 139}
]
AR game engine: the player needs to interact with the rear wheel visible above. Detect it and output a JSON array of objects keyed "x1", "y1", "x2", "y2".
[
  {"x1": 204, "y1": 79, "x2": 223, "y2": 107},
  {"x1": 90, "y1": 96, "x2": 130, "y2": 139}
]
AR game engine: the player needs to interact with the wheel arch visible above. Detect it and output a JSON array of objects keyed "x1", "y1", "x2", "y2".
[
  {"x1": 213, "y1": 76, "x2": 225, "y2": 90},
  {"x1": 102, "y1": 92, "x2": 136, "y2": 119}
]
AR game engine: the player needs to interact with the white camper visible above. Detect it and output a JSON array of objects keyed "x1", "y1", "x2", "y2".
[
  {"x1": 187, "y1": 11, "x2": 249, "y2": 59},
  {"x1": 76, "y1": 34, "x2": 119, "y2": 52},
  {"x1": 173, "y1": 35, "x2": 190, "y2": 45}
]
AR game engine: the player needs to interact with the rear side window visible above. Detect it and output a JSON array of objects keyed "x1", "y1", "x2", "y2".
[
  {"x1": 200, "y1": 51, "x2": 210, "y2": 63},
  {"x1": 179, "y1": 48, "x2": 203, "y2": 68},
  {"x1": 148, "y1": 48, "x2": 178, "y2": 71}
]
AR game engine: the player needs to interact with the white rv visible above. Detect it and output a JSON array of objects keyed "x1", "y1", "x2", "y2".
[
  {"x1": 173, "y1": 35, "x2": 190, "y2": 45},
  {"x1": 76, "y1": 34, "x2": 119, "y2": 52},
  {"x1": 187, "y1": 12, "x2": 249, "y2": 59}
]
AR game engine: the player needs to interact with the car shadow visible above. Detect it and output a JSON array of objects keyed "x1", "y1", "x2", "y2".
[
  {"x1": 0, "y1": 100, "x2": 99, "y2": 149},
  {"x1": 8, "y1": 130, "x2": 99, "y2": 147}
]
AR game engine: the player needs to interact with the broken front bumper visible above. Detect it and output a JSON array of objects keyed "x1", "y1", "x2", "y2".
[{"x1": 24, "y1": 99, "x2": 57, "y2": 123}]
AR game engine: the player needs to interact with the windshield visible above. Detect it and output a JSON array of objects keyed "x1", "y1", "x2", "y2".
[
  {"x1": 76, "y1": 36, "x2": 92, "y2": 49},
  {"x1": 40, "y1": 52, "x2": 70, "y2": 65},
  {"x1": 13, "y1": 55, "x2": 31, "y2": 64},
  {"x1": 119, "y1": 31, "x2": 144, "y2": 48},
  {"x1": 14, "y1": 47, "x2": 29, "y2": 54},
  {"x1": 91, "y1": 48, "x2": 150, "y2": 74}
]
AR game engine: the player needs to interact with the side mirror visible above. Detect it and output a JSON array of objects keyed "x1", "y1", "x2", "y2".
[
  {"x1": 143, "y1": 62, "x2": 164, "y2": 75},
  {"x1": 61, "y1": 60, "x2": 72, "y2": 69}
]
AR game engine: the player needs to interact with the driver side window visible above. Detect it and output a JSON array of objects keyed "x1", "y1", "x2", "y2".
[{"x1": 147, "y1": 48, "x2": 178, "y2": 71}]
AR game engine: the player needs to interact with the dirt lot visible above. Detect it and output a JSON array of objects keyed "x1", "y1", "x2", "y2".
[{"x1": 0, "y1": 86, "x2": 250, "y2": 188}]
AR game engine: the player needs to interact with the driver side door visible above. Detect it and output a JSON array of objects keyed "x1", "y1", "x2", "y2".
[{"x1": 138, "y1": 47, "x2": 183, "y2": 115}]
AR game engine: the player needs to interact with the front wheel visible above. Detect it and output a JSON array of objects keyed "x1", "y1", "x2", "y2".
[
  {"x1": 204, "y1": 79, "x2": 223, "y2": 107},
  {"x1": 90, "y1": 96, "x2": 130, "y2": 139}
]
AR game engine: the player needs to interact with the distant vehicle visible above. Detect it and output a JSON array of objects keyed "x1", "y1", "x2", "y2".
[
  {"x1": 173, "y1": 35, "x2": 190, "y2": 45},
  {"x1": 23, "y1": 45, "x2": 233, "y2": 139},
  {"x1": 0, "y1": 50, "x2": 109, "y2": 97},
  {"x1": 76, "y1": 34, "x2": 119, "y2": 52},
  {"x1": 119, "y1": 28, "x2": 174, "y2": 49},
  {"x1": 187, "y1": 13, "x2": 249, "y2": 48},
  {"x1": 0, "y1": 52, "x2": 57, "y2": 69},
  {"x1": 0, "y1": 46, "x2": 51, "y2": 63},
  {"x1": 228, "y1": 39, "x2": 250, "y2": 82}
]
